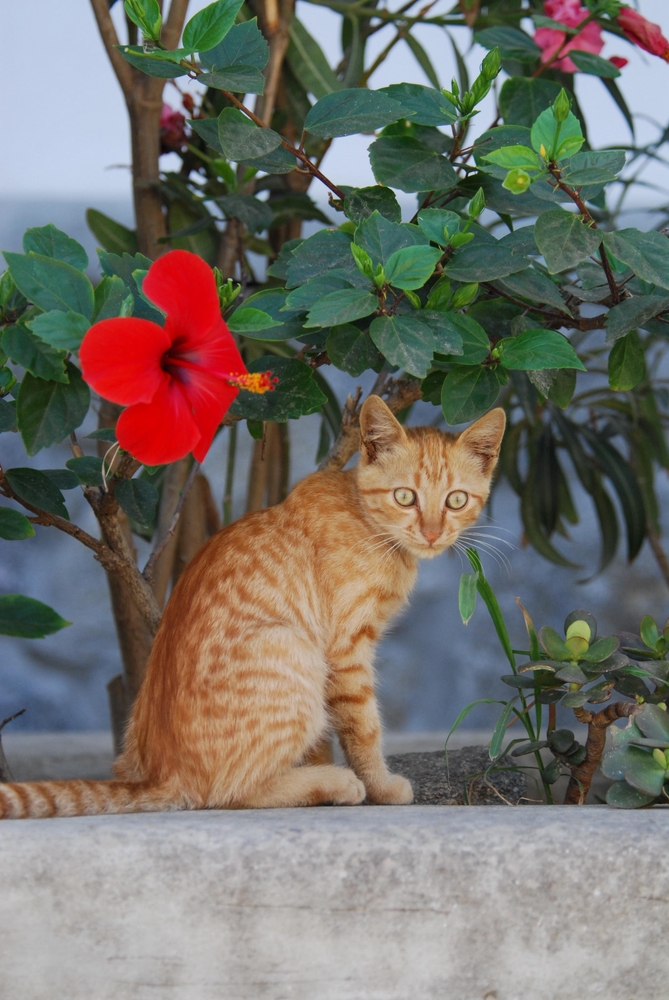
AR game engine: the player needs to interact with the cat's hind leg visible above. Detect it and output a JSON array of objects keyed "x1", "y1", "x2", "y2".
[{"x1": 238, "y1": 764, "x2": 365, "y2": 808}]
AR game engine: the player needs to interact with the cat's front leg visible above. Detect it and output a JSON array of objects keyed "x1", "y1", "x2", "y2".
[{"x1": 326, "y1": 645, "x2": 413, "y2": 805}]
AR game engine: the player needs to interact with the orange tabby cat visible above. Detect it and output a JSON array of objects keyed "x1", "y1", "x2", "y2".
[{"x1": 0, "y1": 397, "x2": 505, "y2": 818}]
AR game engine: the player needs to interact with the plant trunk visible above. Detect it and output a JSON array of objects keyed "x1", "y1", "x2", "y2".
[
  {"x1": 127, "y1": 79, "x2": 168, "y2": 259},
  {"x1": 563, "y1": 701, "x2": 639, "y2": 804},
  {"x1": 246, "y1": 422, "x2": 290, "y2": 512},
  {"x1": 172, "y1": 473, "x2": 220, "y2": 587}
]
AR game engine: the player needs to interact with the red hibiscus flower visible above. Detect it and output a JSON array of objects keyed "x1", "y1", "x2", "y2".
[
  {"x1": 617, "y1": 7, "x2": 669, "y2": 62},
  {"x1": 80, "y1": 250, "x2": 274, "y2": 466},
  {"x1": 534, "y1": 0, "x2": 605, "y2": 72}
]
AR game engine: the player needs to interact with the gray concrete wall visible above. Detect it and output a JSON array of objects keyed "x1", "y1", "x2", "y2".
[{"x1": 1, "y1": 804, "x2": 667, "y2": 1000}]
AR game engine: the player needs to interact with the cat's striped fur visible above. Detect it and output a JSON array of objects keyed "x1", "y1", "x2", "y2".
[{"x1": 0, "y1": 397, "x2": 505, "y2": 818}]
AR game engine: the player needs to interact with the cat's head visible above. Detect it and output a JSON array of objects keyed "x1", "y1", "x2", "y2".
[{"x1": 355, "y1": 396, "x2": 506, "y2": 560}]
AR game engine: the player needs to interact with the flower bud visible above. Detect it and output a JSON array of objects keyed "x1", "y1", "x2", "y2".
[
  {"x1": 481, "y1": 47, "x2": 501, "y2": 82},
  {"x1": 468, "y1": 187, "x2": 486, "y2": 219},
  {"x1": 552, "y1": 89, "x2": 571, "y2": 123},
  {"x1": 502, "y1": 168, "x2": 532, "y2": 195}
]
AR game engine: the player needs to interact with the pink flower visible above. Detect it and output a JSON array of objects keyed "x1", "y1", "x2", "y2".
[
  {"x1": 160, "y1": 104, "x2": 187, "y2": 153},
  {"x1": 534, "y1": 0, "x2": 604, "y2": 73}
]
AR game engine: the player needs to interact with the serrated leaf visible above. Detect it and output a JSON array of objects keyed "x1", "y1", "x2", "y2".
[
  {"x1": 354, "y1": 212, "x2": 425, "y2": 268},
  {"x1": 0, "y1": 507, "x2": 35, "y2": 540},
  {"x1": 436, "y1": 313, "x2": 489, "y2": 364},
  {"x1": 369, "y1": 315, "x2": 434, "y2": 378},
  {"x1": 416, "y1": 208, "x2": 461, "y2": 247},
  {"x1": 384, "y1": 245, "x2": 442, "y2": 290},
  {"x1": 227, "y1": 308, "x2": 283, "y2": 335},
  {"x1": 483, "y1": 144, "x2": 541, "y2": 171},
  {"x1": 497, "y1": 268, "x2": 571, "y2": 315},
  {"x1": 608, "y1": 331, "x2": 645, "y2": 391},
  {"x1": 285, "y1": 229, "x2": 353, "y2": 288},
  {"x1": 230, "y1": 356, "x2": 327, "y2": 421},
  {"x1": 115, "y1": 478, "x2": 159, "y2": 527},
  {"x1": 606, "y1": 295, "x2": 669, "y2": 343},
  {"x1": 118, "y1": 45, "x2": 187, "y2": 78},
  {"x1": 326, "y1": 324, "x2": 380, "y2": 376},
  {"x1": 0, "y1": 594, "x2": 71, "y2": 638},
  {"x1": 26, "y1": 310, "x2": 90, "y2": 352},
  {"x1": 217, "y1": 194, "x2": 273, "y2": 233},
  {"x1": 233, "y1": 288, "x2": 305, "y2": 340},
  {"x1": 561, "y1": 149, "x2": 626, "y2": 186},
  {"x1": 380, "y1": 84, "x2": 457, "y2": 126},
  {"x1": 440, "y1": 365, "x2": 500, "y2": 424},
  {"x1": 369, "y1": 136, "x2": 457, "y2": 193},
  {"x1": 305, "y1": 89, "x2": 405, "y2": 138},
  {"x1": 344, "y1": 186, "x2": 402, "y2": 225},
  {"x1": 2, "y1": 325, "x2": 68, "y2": 382},
  {"x1": 23, "y1": 225, "x2": 88, "y2": 271},
  {"x1": 498, "y1": 329, "x2": 586, "y2": 371},
  {"x1": 305, "y1": 289, "x2": 377, "y2": 328},
  {"x1": 65, "y1": 456, "x2": 104, "y2": 487},
  {"x1": 534, "y1": 210, "x2": 601, "y2": 274},
  {"x1": 531, "y1": 107, "x2": 583, "y2": 160},
  {"x1": 217, "y1": 108, "x2": 282, "y2": 160},
  {"x1": 0, "y1": 398, "x2": 17, "y2": 433},
  {"x1": 16, "y1": 363, "x2": 90, "y2": 456},
  {"x1": 602, "y1": 229, "x2": 669, "y2": 290},
  {"x1": 4, "y1": 252, "x2": 94, "y2": 318},
  {"x1": 5, "y1": 467, "x2": 69, "y2": 519},
  {"x1": 418, "y1": 312, "x2": 463, "y2": 355},
  {"x1": 199, "y1": 19, "x2": 268, "y2": 94},
  {"x1": 86, "y1": 209, "x2": 138, "y2": 256},
  {"x1": 183, "y1": 0, "x2": 243, "y2": 52},
  {"x1": 499, "y1": 77, "x2": 562, "y2": 129},
  {"x1": 444, "y1": 243, "x2": 528, "y2": 283}
]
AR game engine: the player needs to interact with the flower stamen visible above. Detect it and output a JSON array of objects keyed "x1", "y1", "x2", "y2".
[{"x1": 225, "y1": 371, "x2": 279, "y2": 394}]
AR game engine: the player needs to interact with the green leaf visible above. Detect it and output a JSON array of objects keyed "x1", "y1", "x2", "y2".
[
  {"x1": 230, "y1": 356, "x2": 327, "y2": 421},
  {"x1": 608, "y1": 331, "x2": 645, "y2": 391},
  {"x1": 369, "y1": 136, "x2": 458, "y2": 193},
  {"x1": 16, "y1": 363, "x2": 90, "y2": 456},
  {"x1": 497, "y1": 269, "x2": 570, "y2": 315},
  {"x1": 534, "y1": 210, "x2": 601, "y2": 274},
  {"x1": 118, "y1": 45, "x2": 187, "y2": 78},
  {"x1": 326, "y1": 324, "x2": 380, "y2": 376},
  {"x1": 2, "y1": 325, "x2": 68, "y2": 382},
  {"x1": 636, "y1": 702, "x2": 669, "y2": 741},
  {"x1": 570, "y1": 50, "x2": 621, "y2": 78},
  {"x1": 497, "y1": 329, "x2": 586, "y2": 371},
  {"x1": 580, "y1": 635, "x2": 619, "y2": 663},
  {"x1": 217, "y1": 194, "x2": 273, "y2": 233},
  {"x1": 0, "y1": 507, "x2": 35, "y2": 540},
  {"x1": 23, "y1": 225, "x2": 88, "y2": 271},
  {"x1": 606, "y1": 295, "x2": 669, "y2": 343},
  {"x1": 539, "y1": 626, "x2": 570, "y2": 660},
  {"x1": 531, "y1": 107, "x2": 583, "y2": 160},
  {"x1": 124, "y1": 0, "x2": 161, "y2": 39},
  {"x1": 579, "y1": 426, "x2": 646, "y2": 561},
  {"x1": 183, "y1": 0, "x2": 243, "y2": 52},
  {"x1": 416, "y1": 208, "x2": 461, "y2": 247},
  {"x1": 606, "y1": 781, "x2": 656, "y2": 809},
  {"x1": 418, "y1": 312, "x2": 463, "y2": 355},
  {"x1": 458, "y1": 571, "x2": 478, "y2": 625},
  {"x1": 499, "y1": 77, "x2": 562, "y2": 128},
  {"x1": 440, "y1": 366, "x2": 500, "y2": 424},
  {"x1": 3, "y1": 252, "x2": 94, "y2": 318},
  {"x1": 5, "y1": 467, "x2": 69, "y2": 519},
  {"x1": 475, "y1": 26, "x2": 541, "y2": 62},
  {"x1": 285, "y1": 229, "x2": 353, "y2": 287},
  {"x1": 344, "y1": 186, "x2": 401, "y2": 225},
  {"x1": 284, "y1": 273, "x2": 357, "y2": 312},
  {"x1": 97, "y1": 250, "x2": 162, "y2": 323},
  {"x1": 227, "y1": 308, "x2": 283, "y2": 335},
  {"x1": 65, "y1": 456, "x2": 104, "y2": 487},
  {"x1": 26, "y1": 311, "x2": 90, "y2": 352},
  {"x1": 443, "y1": 243, "x2": 528, "y2": 283},
  {"x1": 42, "y1": 469, "x2": 80, "y2": 490},
  {"x1": 435, "y1": 313, "x2": 489, "y2": 364},
  {"x1": 561, "y1": 149, "x2": 626, "y2": 186},
  {"x1": 305, "y1": 89, "x2": 405, "y2": 139},
  {"x1": 624, "y1": 753, "x2": 667, "y2": 797},
  {"x1": 380, "y1": 84, "x2": 456, "y2": 126},
  {"x1": 0, "y1": 594, "x2": 71, "y2": 639},
  {"x1": 286, "y1": 18, "x2": 342, "y2": 99},
  {"x1": 241, "y1": 145, "x2": 298, "y2": 175},
  {"x1": 217, "y1": 108, "x2": 282, "y2": 160},
  {"x1": 92, "y1": 276, "x2": 134, "y2": 323},
  {"x1": 489, "y1": 696, "x2": 521, "y2": 760},
  {"x1": 384, "y1": 245, "x2": 442, "y2": 290},
  {"x1": 86, "y1": 428, "x2": 117, "y2": 443},
  {"x1": 305, "y1": 289, "x2": 377, "y2": 328},
  {"x1": 483, "y1": 145, "x2": 541, "y2": 171},
  {"x1": 115, "y1": 478, "x2": 159, "y2": 528},
  {"x1": 602, "y1": 229, "x2": 669, "y2": 290},
  {"x1": 0, "y1": 398, "x2": 17, "y2": 432},
  {"x1": 354, "y1": 212, "x2": 425, "y2": 268},
  {"x1": 404, "y1": 33, "x2": 440, "y2": 90},
  {"x1": 369, "y1": 315, "x2": 434, "y2": 378},
  {"x1": 86, "y1": 209, "x2": 138, "y2": 256},
  {"x1": 233, "y1": 288, "x2": 306, "y2": 340},
  {"x1": 199, "y1": 19, "x2": 268, "y2": 95}
]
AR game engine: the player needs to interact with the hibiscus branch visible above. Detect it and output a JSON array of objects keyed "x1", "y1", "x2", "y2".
[
  {"x1": 89, "y1": 0, "x2": 134, "y2": 99},
  {"x1": 143, "y1": 460, "x2": 200, "y2": 584}
]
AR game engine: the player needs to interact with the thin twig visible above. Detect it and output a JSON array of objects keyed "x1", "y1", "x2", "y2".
[
  {"x1": 89, "y1": 0, "x2": 134, "y2": 99},
  {"x1": 143, "y1": 461, "x2": 200, "y2": 582},
  {"x1": 0, "y1": 709, "x2": 26, "y2": 783}
]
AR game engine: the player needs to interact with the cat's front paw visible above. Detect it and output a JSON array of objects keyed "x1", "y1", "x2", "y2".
[{"x1": 367, "y1": 773, "x2": 413, "y2": 805}]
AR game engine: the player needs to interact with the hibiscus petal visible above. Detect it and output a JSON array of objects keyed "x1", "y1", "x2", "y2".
[
  {"x1": 116, "y1": 378, "x2": 200, "y2": 465},
  {"x1": 182, "y1": 368, "x2": 239, "y2": 463},
  {"x1": 79, "y1": 318, "x2": 169, "y2": 405},
  {"x1": 143, "y1": 250, "x2": 221, "y2": 343},
  {"x1": 179, "y1": 318, "x2": 247, "y2": 379}
]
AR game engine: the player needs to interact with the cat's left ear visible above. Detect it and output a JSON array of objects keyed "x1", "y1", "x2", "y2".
[{"x1": 457, "y1": 408, "x2": 506, "y2": 476}]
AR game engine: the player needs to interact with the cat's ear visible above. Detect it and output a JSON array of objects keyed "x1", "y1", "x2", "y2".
[
  {"x1": 457, "y1": 407, "x2": 506, "y2": 476},
  {"x1": 359, "y1": 395, "x2": 407, "y2": 463}
]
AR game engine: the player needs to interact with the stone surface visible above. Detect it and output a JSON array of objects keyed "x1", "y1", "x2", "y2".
[
  {"x1": 386, "y1": 747, "x2": 527, "y2": 804},
  {"x1": 1, "y1": 805, "x2": 668, "y2": 1000}
]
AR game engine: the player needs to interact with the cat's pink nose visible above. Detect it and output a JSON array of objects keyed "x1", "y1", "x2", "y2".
[{"x1": 422, "y1": 529, "x2": 441, "y2": 545}]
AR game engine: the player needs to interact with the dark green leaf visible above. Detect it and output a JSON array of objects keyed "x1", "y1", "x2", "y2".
[
  {"x1": 305, "y1": 289, "x2": 377, "y2": 328},
  {"x1": 436, "y1": 313, "x2": 489, "y2": 364},
  {"x1": 93, "y1": 276, "x2": 134, "y2": 323},
  {"x1": 115, "y1": 478, "x2": 159, "y2": 528},
  {"x1": 444, "y1": 243, "x2": 527, "y2": 283},
  {"x1": 580, "y1": 426, "x2": 646, "y2": 561},
  {"x1": 636, "y1": 703, "x2": 669, "y2": 741},
  {"x1": 608, "y1": 331, "x2": 645, "y2": 391},
  {"x1": 369, "y1": 136, "x2": 458, "y2": 193},
  {"x1": 217, "y1": 194, "x2": 273, "y2": 233},
  {"x1": 200, "y1": 65, "x2": 266, "y2": 94},
  {"x1": 285, "y1": 229, "x2": 353, "y2": 287},
  {"x1": 305, "y1": 89, "x2": 405, "y2": 138},
  {"x1": 561, "y1": 690, "x2": 589, "y2": 708},
  {"x1": 534, "y1": 210, "x2": 601, "y2": 274},
  {"x1": 497, "y1": 269, "x2": 571, "y2": 315},
  {"x1": 16, "y1": 363, "x2": 90, "y2": 456},
  {"x1": 369, "y1": 315, "x2": 434, "y2": 378},
  {"x1": 344, "y1": 186, "x2": 401, "y2": 225},
  {"x1": 124, "y1": 0, "x2": 161, "y2": 38},
  {"x1": 539, "y1": 625, "x2": 569, "y2": 660},
  {"x1": 26, "y1": 311, "x2": 90, "y2": 353},
  {"x1": 23, "y1": 225, "x2": 88, "y2": 271},
  {"x1": 5, "y1": 467, "x2": 69, "y2": 519},
  {"x1": 0, "y1": 594, "x2": 70, "y2": 638},
  {"x1": 561, "y1": 149, "x2": 626, "y2": 186},
  {"x1": 523, "y1": 468, "x2": 579, "y2": 567},
  {"x1": 499, "y1": 77, "x2": 562, "y2": 128},
  {"x1": 42, "y1": 469, "x2": 81, "y2": 490},
  {"x1": 498, "y1": 329, "x2": 586, "y2": 371},
  {"x1": 606, "y1": 295, "x2": 669, "y2": 343},
  {"x1": 234, "y1": 287, "x2": 306, "y2": 340},
  {"x1": 404, "y1": 33, "x2": 440, "y2": 90},
  {"x1": 380, "y1": 84, "x2": 456, "y2": 126},
  {"x1": 227, "y1": 308, "x2": 283, "y2": 335},
  {"x1": 189, "y1": 116, "x2": 224, "y2": 154},
  {"x1": 86, "y1": 428, "x2": 117, "y2": 443},
  {"x1": 555, "y1": 663, "x2": 588, "y2": 684},
  {"x1": 230, "y1": 356, "x2": 327, "y2": 421},
  {"x1": 440, "y1": 366, "x2": 500, "y2": 424},
  {"x1": 240, "y1": 144, "x2": 298, "y2": 175},
  {"x1": 0, "y1": 507, "x2": 35, "y2": 540},
  {"x1": 65, "y1": 456, "x2": 104, "y2": 487},
  {"x1": 118, "y1": 45, "x2": 187, "y2": 78},
  {"x1": 3, "y1": 252, "x2": 94, "y2": 318},
  {"x1": 458, "y1": 571, "x2": 478, "y2": 625},
  {"x1": 199, "y1": 19, "x2": 268, "y2": 94},
  {"x1": 217, "y1": 108, "x2": 282, "y2": 160},
  {"x1": 606, "y1": 781, "x2": 656, "y2": 809},
  {"x1": 602, "y1": 229, "x2": 669, "y2": 290},
  {"x1": 489, "y1": 696, "x2": 520, "y2": 760},
  {"x1": 416, "y1": 208, "x2": 461, "y2": 247},
  {"x1": 2, "y1": 325, "x2": 68, "y2": 382},
  {"x1": 86, "y1": 209, "x2": 138, "y2": 256},
  {"x1": 420, "y1": 370, "x2": 446, "y2": 405},
  {"x1": 284, "y1": 273, "x2": 357, "y2": 312},
  {"x1": 0, "y1": 398, "x2": 17, "y2": 433},
  {"x1": 97, "y1": 250, "x2": 162, "y2": 323},
  {"x1": 624, "y1": 754, "x2": 666, "y2": 797},
  {"x1": 570, "y1": 50, "x2": 621, "y2": 78},
  {"x1": 286, "y1": 18, "x2": 342, "y2": 99},
  {"x1": 475, "y1": 26, "x2": 540, "y2": 62},
  {"x1": 418, "y1": 312, "x2": 463, "y2": 355},
  {"x1": 354, "y1": 212, "x2": 426, "y2": 267},
  {"x1": 384, "y1": 245, "x2": 442, "y2": 290},
  {"x1": 183, "y1": 0, "x2": 243, "y2": 52},
  {"x1": 326, "y1": 324, "x2": 380, "y2": 376},
  {"x1": 580, "y1": 635, "x2": 619, "y2": 663}
]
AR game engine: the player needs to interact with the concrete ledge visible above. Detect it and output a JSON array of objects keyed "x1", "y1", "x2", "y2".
[{"x1": 2, "y1": 805, "x2": 668, "y2": 1000}]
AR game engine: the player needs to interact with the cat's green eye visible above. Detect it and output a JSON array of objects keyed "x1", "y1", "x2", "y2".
[
  {"x1": 446, "y1": 490, "x2": 468, "y2": 510},
  {"x1": 394, "y1": 488, "x2": 417, "y2": 507}
]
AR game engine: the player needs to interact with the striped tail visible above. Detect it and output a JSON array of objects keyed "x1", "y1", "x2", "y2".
[{"x1": 0, "y1": 779, "x2": 176, "y2": 819}]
